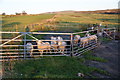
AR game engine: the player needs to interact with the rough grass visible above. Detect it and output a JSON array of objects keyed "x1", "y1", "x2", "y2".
[
  {"x1": 100, "y1": 37, "x2": 111, "y2": 42},
  {"x1": 2, "y1": 12, "x2": 118, "y2": 32},
  {"x1": 82, "y1": 51, "x2": 108, "y2": 62},
  {"x1": 56, "y1": 13, "x2": 118, "y2": 24},
  {"x1": 2, "y1": 14, "x2": 55, "y2": 32},
  {"x1": 3, "y1": 50, "x2": 108, "y2": 78}
]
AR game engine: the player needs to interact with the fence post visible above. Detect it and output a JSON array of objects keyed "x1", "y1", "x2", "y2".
[
  {"x1": 113, "y1": 27, "x2": 116, "y2": 40},
  {"x1": 24, "y1": 33, "x2": 26, "y2": 59},
  {"x1": 70, "y1": 33, "x2": 74, "y2": 57},
  {"x1": 97, "y1": 25, "x2": 102, "y2": 46}
]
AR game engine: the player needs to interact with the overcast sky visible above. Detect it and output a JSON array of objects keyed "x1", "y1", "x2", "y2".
[{"x1": 0, "y1": 0, "x2": 119, "y2": 14}]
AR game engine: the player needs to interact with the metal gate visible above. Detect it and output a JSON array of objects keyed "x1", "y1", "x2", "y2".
[{"x1": 0, "y1": 28, "x2": 116, "y2": 62}]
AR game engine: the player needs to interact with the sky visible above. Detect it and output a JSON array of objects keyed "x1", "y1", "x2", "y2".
[{"x1": 0, "y1": 0, "x2": 119, "y2": 14}]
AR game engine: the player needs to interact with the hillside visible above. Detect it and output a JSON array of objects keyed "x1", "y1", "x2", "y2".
[
  {"x1": 1, "y1": 9, "x2": 119, "y2": 32},
  {"x1": 74, "y1": 9, "x2": 119, "y2": 14}
]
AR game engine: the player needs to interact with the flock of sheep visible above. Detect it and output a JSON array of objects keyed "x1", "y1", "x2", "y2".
[{"x1": 26, "y1": 33, "x2": 98, "y2": 57}]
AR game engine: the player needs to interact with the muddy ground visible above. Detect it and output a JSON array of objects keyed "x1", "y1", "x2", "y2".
[{"x1": 84, "y1": 40, "x2": 119, "y2": 78}]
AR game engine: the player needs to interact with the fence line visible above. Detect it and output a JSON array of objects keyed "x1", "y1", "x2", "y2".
[{"x1": 0, "y1": 27, "x2": 116, "y2": 61}]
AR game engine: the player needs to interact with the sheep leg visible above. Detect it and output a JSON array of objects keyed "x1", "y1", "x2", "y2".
[
  {"x1": 83, "y1": 42, "x2": 85, "y2": 48},
  {"x1": 55, "y1": 46, "x2": 58, "y2": 53},
  {"x1": 30, "y1": 49, "x2": 33, "y2": 57},
  {"x1": 62, "y1": 48, "x2": 65, "y2": 55},
  {"x1": 95, "y1": 38, "x2": 97, "y2": 43},
  {"x1": 80, "y1": 42, "x2": 82, "y2": 47},
  {"x1": 48, "y1": 47, "x2": 51, "y2": 54},
  {"x1": 49, "y1": 48, "x2": 52, "y2": 54},
  {"x1": 40, "y1": 50, "x2": 43, "y2": 57}
]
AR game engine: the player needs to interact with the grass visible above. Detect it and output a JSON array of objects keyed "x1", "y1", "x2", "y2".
[
  {"x1": 2, "y1": 14, "x2": 55, "y2": 32},
  {"x1": 56, "y1": 13, "x2": 118, "y2": 24},
  {"x1": 3, "y1": 50, "x2": 108, "y2": 78},
  {"x1": 1, "y1": 10, "x2": 117, "y2": 78},
  {"x1": 82, "y1": 51, "x2": 108, "y2": 62},
  {"x1": 2, "y1": 12, "x2": 118, "y2": 33},
  {"x1": 100, "y1": 37, "x2": 111, "y2": 42}
]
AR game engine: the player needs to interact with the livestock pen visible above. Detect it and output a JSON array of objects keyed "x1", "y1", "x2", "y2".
[
  {"x1": 0, "y1": 28, "x2": 116, "y2": 62},
  {"x1": 0, "y1": 27, "x2": 117, "y2": 78}
]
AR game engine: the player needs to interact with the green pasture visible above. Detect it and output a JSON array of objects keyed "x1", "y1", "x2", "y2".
[
  {"x1": 56, "y1": 13, "x2": 118, "y2": 25},
  {"x1": 1, "y1": 11, "x2": 118, "y2": 78},
  {"x1": 2, "y1": 14, "x2": 55, "y2": 32},
  {"x1": 3, "y1": 51, "x2": 108, "y2": 78},
  {"x1": 1, "y1": 12, "x2": 118, "y2": 33}
]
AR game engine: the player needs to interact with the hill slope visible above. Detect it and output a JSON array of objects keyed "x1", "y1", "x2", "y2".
[{"x1": 2, "y1": 9, "x2": 119, "y2": 32}]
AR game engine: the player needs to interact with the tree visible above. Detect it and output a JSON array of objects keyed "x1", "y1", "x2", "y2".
[
  {"x1": 25, "y1": 26, "x2": 30, "y2": 32},
  {"x1": 2, "y1": 13, "x2": 6, "y2": 15},
  {"x1": 22, "y1": 11, "x2": 27, "y2": 15}
]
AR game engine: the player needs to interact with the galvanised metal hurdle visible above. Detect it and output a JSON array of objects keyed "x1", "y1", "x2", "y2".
[
  {"x1": 0, "y1": 32, "x2": 72, "y2": 61},
  {"x1": 0, "y1": 28, "x2": 116, "y2": 62}
]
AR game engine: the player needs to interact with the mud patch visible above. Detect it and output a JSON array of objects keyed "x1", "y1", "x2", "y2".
[{"x1": 84, "y1": 40, "x2": 119, "y2": 78}]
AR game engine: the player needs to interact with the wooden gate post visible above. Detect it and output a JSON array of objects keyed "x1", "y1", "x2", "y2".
[{"x1": 70, "y1": 33, "x2": 74, "y2": 57}]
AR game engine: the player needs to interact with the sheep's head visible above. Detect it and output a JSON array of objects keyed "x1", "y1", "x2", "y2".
[
  {"x1": 37, "y1": 40, "x2": 42, "y2": 44},
  {"x1": 58, "y1": 36, "x2": 63, "y2": 40},
  {"x1": 26, "y1": 42, "x2": 32, "y2": 46},
  {"x1": 51, "y1": 36, "x2": 54, "y2": 39},
  {"x1": 51, "y1": 36, "x2": 57, "y2": 40},
  {"x1": 85, "y1": 33, "x2": 91, "y2": 37},
  {"x1": 74, "y1": 35, "x2": 81, "y2": 40}
]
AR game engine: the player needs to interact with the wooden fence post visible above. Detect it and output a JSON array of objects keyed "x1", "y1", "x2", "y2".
[{"x1": 70, "y1": 33, "x2": 74, "y2": 57}]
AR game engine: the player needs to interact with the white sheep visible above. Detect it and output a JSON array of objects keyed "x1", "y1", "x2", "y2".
[
  {"x1": 37, "y1": 40, "x2": 51, "y2": 55},
  {"x1": 26, "y1": 42, "x2": 33, "y2": 57},
  {"x1": 51, "y1": 36, "x2": 58, "y2": 52},
  {"x1": 80, "y1": 37, "x2": 89, "y2": 48},
  {"x1": 57, "y1": 36, "x2": 66, "y2": 54},
  {"x1": 86, "y1": 34, "x2": 97, "y2": 43},
  {"x1": 74, "y1": 35, "x2": 80, "y2": 44},
  {"x1": 74, "y1": 35, "x2": 89, "y2": 48}
]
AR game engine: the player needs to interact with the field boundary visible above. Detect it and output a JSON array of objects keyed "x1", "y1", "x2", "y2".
[{"x1": 0, "y1": 28, "x2": 116, "y2": 62}]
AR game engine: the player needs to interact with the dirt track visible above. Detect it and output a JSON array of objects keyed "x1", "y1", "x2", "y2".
[{"x1": 85, "y1": 40, "x2": 119, "y2": 78}]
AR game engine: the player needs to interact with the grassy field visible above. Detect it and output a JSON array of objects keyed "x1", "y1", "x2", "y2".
[
  {"x1": 3, "y1": 51, "x2": 108, "y2": 78},
  {"x1": 1, "y1": 9, "x2": 119, "y2": 78},
  {"x1": 2, "y1": 14, "x2": 55, "y2": 32},
  {"x1": 2, "y1": 10, "x2": 118, "y2": 33}
]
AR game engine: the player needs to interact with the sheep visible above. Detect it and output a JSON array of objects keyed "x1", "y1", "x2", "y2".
[
  {"x1": 86, "y1": 34, "x2": 97, "y2": 43},
  {"x1": 74, "y1": 35, "x2": 89, "y2": 48},
  {"x1": 80, "y1": 37, "x2": 89, "y2": 48},
  {"x1": 37, "y1": 40, "x2": 51, "y2": 55},
  {"x1": 44, "y1": 42, "x2": 51, "y2": 53},
  {"x1": 57, "y1": 36, "x2": 63, "y2": 41},
  {"x1": 74, "y1": 35, "x2": 80, "y2": 45},
  {"x1": 26, "y1": 42, "x2": 33, "y2": 57},
  {"x1": 57, "y1": 36, "x2": 66, "y2": 54},
  {"x1": 51, "y1": 36, "x2": 58, "y2": 52}
]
